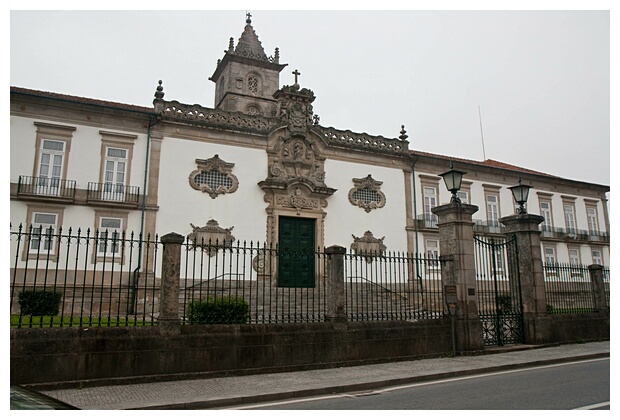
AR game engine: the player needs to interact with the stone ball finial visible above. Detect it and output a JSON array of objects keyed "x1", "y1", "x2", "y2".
[
  {"x1": 246, "y1": 12, "x2": 252, "y2": 24},
  {"x1": 154, "y1": 80, "x2": 164, "y2": 100},
  {"x1": 399, "y1": 125, "x2": 408, "y2": 141}
]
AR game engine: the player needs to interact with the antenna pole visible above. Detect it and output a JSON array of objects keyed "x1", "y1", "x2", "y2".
[{"x1": 478, "y1": 105, "x2": 487, "y2": 161}]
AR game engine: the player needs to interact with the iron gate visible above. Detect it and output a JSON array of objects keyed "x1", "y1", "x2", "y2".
[{"x1": 474, "y1": 234, "x2": 524, "y2": 346}]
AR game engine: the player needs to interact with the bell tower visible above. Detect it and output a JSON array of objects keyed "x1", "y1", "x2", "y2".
[{"x1": 209, "y1": 13, "x2": 287, "y2": 117}]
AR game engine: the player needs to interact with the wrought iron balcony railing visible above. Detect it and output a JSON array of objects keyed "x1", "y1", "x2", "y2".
[
  {"x1": 540, "y1": 226, "x2": 609, "y2": 243},
  {"x1": 87, "y1": 182, "x2": 141, "y2": 205},
  {"x1": 415, "y1": 214, "x2": 438, "y2": 229},
  {"x1": 16, "y1": 176, "x2": 77, "y2": 199},
  {"x1": 473, "y1": 219, "x2": 502, "y2": 234}
]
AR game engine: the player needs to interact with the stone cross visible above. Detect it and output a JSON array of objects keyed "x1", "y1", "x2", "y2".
[{"x1": 293, "y1": 69, "x2": 301, "y2": 85}]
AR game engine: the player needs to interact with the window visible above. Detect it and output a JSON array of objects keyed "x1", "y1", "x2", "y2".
[
  {"x1": 592, "y1": 249, "x2": 603, "y2": 266},
  {"x1": 22, "y1": 206, "x2": 65, "y2": 262},
  {"x1": 539, "y1": 200, "x2": 553, "y2": 231},
  {"x1": 93, "y1": 211, "x2": 128, "y2": 264},
  {"x1": 102, "y1": 147, "x2": 127, "y2": 201},
  {"x1": 492, "y1": 248, "x2": 505, "y2": 274},
  {"x1": 458, "y1": 181, "x2": 472, "y2": 205},
  {"x1": 544, "y1": 246, "x2": 556, "y2": 265},
  {"x1": 37, "y1": 140, "x2": 65, "y2": 195},
  {"x1": 568, "y1": 248, "x2": 580, "y2": 266},
  {"x1": 423, "y1": 186, "x2": 438, "y2": 227},
  {"x1": 419, "y1": 175, "x2": 441, "y2": 227},
  {"x1": 586, "y1": 206, "x2": 599, "y2": 234},
  {"x1": 29, "y1": 212, "x2": 57, "y2": 254},
  {"x1": 189, "y1": 154, "x2": 239, "y2": 199},
  {"x1": 564, "y1": 203, "x2": 577, "y2": 235},
  {"x1": 486, "y1": 194, "x2": 500, "y2": 227},
  {"x1": 33, "y1": 122, "x2": 75, "y2": 195},
  {"x1": 97, "y1": 217, "x2": 123, "y2": 257},
  {"x1": 98, "y1": 131, "x2": 137, "y2": 202},
  {"x1": 348, "y1": 174, "x2": 386, "y2": 213},
  {"x1": 247, "y1": 74, "x2": 260, "y2": 93},
  {"x1": 425, "y1": 238, "x2": 439, "y2": 267}
]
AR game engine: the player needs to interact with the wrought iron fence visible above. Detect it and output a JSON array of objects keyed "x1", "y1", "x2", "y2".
[
  {"x1": 178, "y1": 241, "x2": 444, "y2": 324},
  {"x1": 543, "y1": 263, "x2": 596, "y2": 313},
  {"x1": 11, "y1": 225, "x2": 445, "y2": 328},
  {"x1": 603, "y1": 267, "x2": 610, "y2": 307},
  {"x1": 10, "y1": 224, "x2": 159, "y2": 328},
  {"x1": 345, "y1": 251, "x2": 444, "y2": 321},
  {"x1": 178, "y1": 240, "x2": 329, "y2": 324},
  {"x1": 474, "y1": 235, "x2": 523, "y2": 346}
]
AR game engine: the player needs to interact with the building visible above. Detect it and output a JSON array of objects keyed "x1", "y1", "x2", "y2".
[{"x1": 9, "y1": 15, "x2": 610, "y2": 284}]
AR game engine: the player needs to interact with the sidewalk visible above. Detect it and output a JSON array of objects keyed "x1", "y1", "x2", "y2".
[{"x1": 41, "y1": 341, "x2": 610, "y2": 410}]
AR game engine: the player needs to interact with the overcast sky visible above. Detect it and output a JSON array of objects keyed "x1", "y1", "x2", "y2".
[{"x1": 8, "y1": 3, "x2": 613, "y2": 187}]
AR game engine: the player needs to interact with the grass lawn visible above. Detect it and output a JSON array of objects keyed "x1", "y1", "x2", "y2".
[{"x1": 10, "y1": 314, "x2": 154, "y2": 328}]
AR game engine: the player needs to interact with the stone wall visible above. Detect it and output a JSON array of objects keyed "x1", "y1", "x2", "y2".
[
  {"x1": 546, "y1": 313, "x2": 610, "y2": 344},
  {"x1": 10, "y1": 319, "x2": 452, "y2": 388}
]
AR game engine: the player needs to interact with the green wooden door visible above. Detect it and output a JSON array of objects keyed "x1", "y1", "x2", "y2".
[{"x1": 278, "y1": 216, "x2": 315, "y2": 288}]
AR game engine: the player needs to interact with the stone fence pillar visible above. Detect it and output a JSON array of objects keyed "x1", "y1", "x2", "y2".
[
  {"x1": 158, "y1": 232, "x2": 184, "y2": 333},
  {"x1": 432, "y1": 203, "x2": 484, "y2": 352},
  {"x1": 589, "y1": 264, "x2": 609, "y2": 314},
  {"x1": 499, "y1": 214, "x2": 549, "y2": 344},
  {"x1": 325, "y1": 245, "x2": 347, "y2": 323}
]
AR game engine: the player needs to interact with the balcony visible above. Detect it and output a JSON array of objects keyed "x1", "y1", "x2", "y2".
[
  {"x1": 87, "y1": 182, "x2": 141, "y2": 207},
  {"x1": 540, "y1": 226, "x2": 609, "y2": 244},
  {"x1": 16, "y1": 176, "x2": 76, "y2": 201},
  {"x1": 473, "y1": 219, "x2": 502, "y2": 235},
  {"x1": 415, "y1": 214, "x2": 438, "y2": 229}
]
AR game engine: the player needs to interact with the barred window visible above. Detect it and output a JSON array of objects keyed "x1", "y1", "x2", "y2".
[
  {"x1": 348, "y1": 174, "x2": 386, "y2": 213},
  {"x1": 194, "y1": 170, "x2": 234, "y2": 190},
  {"x1": 189, "y1": 155, "x2": 239, "y2": 199},
  {"x1": 352, "y1": 188, "x2": 382, "y2": 205}
]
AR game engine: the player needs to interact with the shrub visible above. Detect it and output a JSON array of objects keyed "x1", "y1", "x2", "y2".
[
  {"x1": 18, "y1": 290, "x2": 63, "y2": 316},
  {"x1": 187, "y1": 296, "x2": 249, "y2": 324}
]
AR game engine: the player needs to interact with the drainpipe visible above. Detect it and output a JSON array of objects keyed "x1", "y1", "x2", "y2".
[
  {"x1": 130, "y1": 116, "x2": 155, "y2": 314},
  {"x1": 411, "y1": 157, "x2": 422, "y2": 286}
]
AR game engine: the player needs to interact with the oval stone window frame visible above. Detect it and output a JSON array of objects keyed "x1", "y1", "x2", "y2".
[
  {"x1": 348, "y1": 174, "x2": 386, "y2": 213},
  {"x1": 189, "y1": 154, "x2": 239, "y2": 199}
]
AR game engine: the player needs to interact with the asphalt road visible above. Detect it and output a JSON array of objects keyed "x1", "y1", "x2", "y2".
[{"x1": 231, "y1": 358, "x2": 610, "y2": 410}]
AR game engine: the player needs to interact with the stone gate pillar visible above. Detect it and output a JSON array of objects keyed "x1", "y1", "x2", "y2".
[
  {"x1": 432, "y1": 202, "x2": 484, "y2": 352},
  {"x1": 588, "y1": 264, "x2": 609, "y2": 314},
  {"x1": 159, "y1": 232, "x2": 185, "y2": 334},
  {"x1": 499, "y1": 214, "x2": 550, "y2": 344},
  {"x1": 325, "y1": 245, "x2": 347, "y2": 323}
]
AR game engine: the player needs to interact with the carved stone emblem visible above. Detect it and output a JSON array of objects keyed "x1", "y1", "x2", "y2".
[
  {"x1": 187, "y1": 220, "x2": 235, "y2": 256},
  {"x1": 252, "y1": 250, "x2": 271, "y2": 279},
  {"x1": 350, "y1": 231, "x2": 387, "y2": 262}
]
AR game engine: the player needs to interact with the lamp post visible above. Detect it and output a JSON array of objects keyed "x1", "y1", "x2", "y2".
[
  {"x1": 508, "y1": 175, "x2": 532, "y2": 214},
  {"x1": 439, "y1": 161, "x2": 466, "y2": 203}
]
